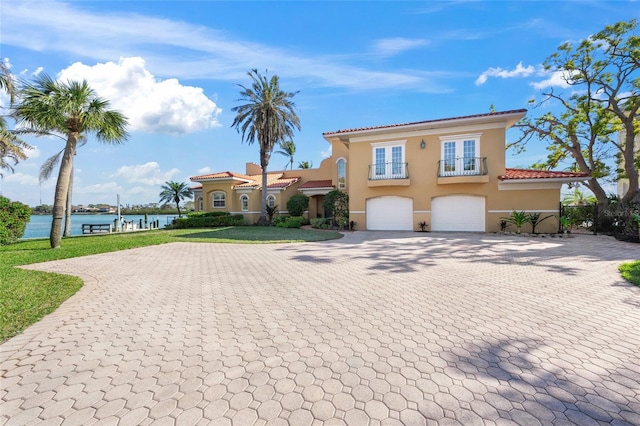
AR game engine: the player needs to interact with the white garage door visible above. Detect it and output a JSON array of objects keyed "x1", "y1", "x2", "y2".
[
  {"x1": 431, "y1": 195, "x2": 485, "y2": 232},
  {"x1": 366, "y1": 196, "x2": 413, "y2": 231}
]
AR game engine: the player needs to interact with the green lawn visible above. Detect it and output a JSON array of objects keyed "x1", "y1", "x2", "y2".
[
  {"x1": 0, "y1": 227, "x2": 342, "y2": 342},
  {"x1": 619, "y1": 260, "x2": 640, "y2": 286}
]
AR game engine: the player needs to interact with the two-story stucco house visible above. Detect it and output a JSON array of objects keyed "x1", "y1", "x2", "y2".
[{"x1": 190, "y1": 109, "x2": 589, "y2": 233}]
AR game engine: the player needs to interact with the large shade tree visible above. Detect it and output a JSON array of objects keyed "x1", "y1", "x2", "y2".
[
  {"x1": 159, "y1": 181, "x2": 193, "y2": 217},
  {"x1": 15, "y1": 75, "x2": 128, "y2": 248},
  {"x1": 511, "y1": 19, "x2": 639, "y2": 204},
  {"x1": 231, "y1": 69, "x2": 300, "y2": 224},
  {"x1": 0, "y1": 62, "x2": 31, "y2": 175}
]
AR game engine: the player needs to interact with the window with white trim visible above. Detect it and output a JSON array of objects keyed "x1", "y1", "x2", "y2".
[
  {"x1": 337, "y1": 158, "x2": 347, "y2": 189},
  {"x1": 371, "y1": 141, "x2": 407, "y2": 179},
  {"x1": 197, "y1": 196, "x2": 203, "y2": 211},
  {"x1": 440, "y1": 133, "x2": 481, "y2": 176},
  {"x1": 212, "y1": 191, "x2": 226, "y2": 208},
  {"x1": 266, "y1": 194, "x2": 276, "y2": 208},
  {"x1": 240, "y1": 194, "x2": 249, "y2": 211}
]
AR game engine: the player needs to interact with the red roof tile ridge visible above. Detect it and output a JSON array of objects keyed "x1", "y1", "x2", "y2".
[
  {"x1": 323, "y1": 109, "x2": 527, "y2": 136},
  {"x1": 500, "y1": 168, "x2": 590, "y2": 180}
]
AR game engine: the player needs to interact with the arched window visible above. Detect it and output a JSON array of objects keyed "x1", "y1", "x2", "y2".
[
  {"x1": 197, "y1": 196, "x2": 203, "y2": 211},
  {"x1": 337, "y1": 158, "x2": 347, "y2": 190},
  {"x1": 212, "y1": 191, "x2": 226, "y2": 208},
  {"x1": 266, "y1": 194, "x2": 276, "y2": 208},
  {"x1": 240, "y1": 194, "x2": 249, "y2": 211}
]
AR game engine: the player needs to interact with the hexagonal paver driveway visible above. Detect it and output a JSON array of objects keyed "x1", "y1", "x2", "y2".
[{"x1": 2, "y1": 232, "x2": 640, "y2": 425}]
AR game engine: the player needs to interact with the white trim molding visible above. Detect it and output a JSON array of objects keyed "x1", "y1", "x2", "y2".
[{"x1": 438, "y1": 132, "x2": 483, "y2": 143}]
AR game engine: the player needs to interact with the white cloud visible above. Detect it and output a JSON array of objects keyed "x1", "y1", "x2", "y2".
[
  {"x1": 1, "y1": 1, "x2": 446, "y2": 93},
  {"x1": 81, "y1": 182, "x2": 123, "y2": 194},
  {"x1": 373, "y1": 38, "x2": 429, "y2": 58},
  {"x1": 111, "y1": 161, "x2": 180, "y2": 185},
  {"x1": 530, "y1": 69, "x2": 574, "y2": 90},
  {"x1": 475, "y1": 61, "x2": 535, "y2": 86},
  {"x1": 197, "y1": 166, "x2": 212, "y2": 174},
  {"x1": 25, "y1": 145, "x2": 41, "y2": 159},
  {"x1": 58, "y1": 57, "x2": 222, "y2": 134},
  {"x1": 321, "y1": 146, "x2": 332, "y2": 159},
  {"x1": 3, "y1": 172, "x2": 39, "y2": 185}
]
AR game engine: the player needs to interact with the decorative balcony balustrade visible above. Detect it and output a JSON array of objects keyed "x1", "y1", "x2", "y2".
[
  {"x1": 437, "y1": 157, "x2": 488, "y2": 177},
  {"x1": 368, "y1": 162, "x2": 409, "y2": 180}
]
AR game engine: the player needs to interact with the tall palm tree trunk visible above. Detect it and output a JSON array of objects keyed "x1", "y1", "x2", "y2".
[
  {"x1": 259, "y1": 145, "x2": 269, "y2": 225},
  {"x1": 63, "y1": 166, "x2": 73, "y2": 237},
  {"x1": 50, "y1": 136, "x2": 77, "y2": 248}
]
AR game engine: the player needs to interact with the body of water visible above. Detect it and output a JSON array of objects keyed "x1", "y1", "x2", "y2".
[{"x1": 23, "y1": 214, "x2": 179, "y2": 239}]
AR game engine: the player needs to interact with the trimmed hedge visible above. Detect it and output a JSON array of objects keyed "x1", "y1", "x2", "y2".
[
  {"x1": 0, "y1": 196, "x2": 31, "y2": 245},
  {"x1": 171, "y1": 212, "x2": 245, "y2": 228},
  {"x1": 187, "y1": 211, "x2": 232, "y2": 218},
  {"x1": 276, "y1": 216, "x2": 305, "y2": 228},
  {"x1": 287, "y1": 194, "x2": 309, "y2": 217}
]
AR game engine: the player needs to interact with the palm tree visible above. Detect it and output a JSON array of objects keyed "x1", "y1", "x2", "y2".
[
  {"x1": 159, "y1": 181, "x2": 193, "y2": 217},
  {"x1": 275, "y1": 140, "x2": 296, "y2": 170},
  {"x1": 39, "y1": 138, "x2": 86, "y2": 236},
  {"x1": 298, "y1": 160, "x2": 313, "y2": 169},
  {"x1": 0, "y1": 62, "x2": 32, "y2": 176},
  {"x1": 231, "y1": 69, "x2": 300, "y2": 225},
  {"x1": 562, "y1": 187, "x2": 597, "y2": 206},
  {"x1": 14, "y1": 74, "x2": 128, "y2": 248}
]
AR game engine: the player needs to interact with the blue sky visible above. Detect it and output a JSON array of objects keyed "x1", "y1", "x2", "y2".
[{"x1": 0, "y1": 0, "x2": 637, "y2": 207}]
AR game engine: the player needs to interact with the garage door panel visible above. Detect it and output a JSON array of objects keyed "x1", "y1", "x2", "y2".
[
  {"x1": 366, "y1": 197, "x2": 413, "y2": 231},
  {"x1": 432, "y1": 195, "x2": 485, "y2": 232}
]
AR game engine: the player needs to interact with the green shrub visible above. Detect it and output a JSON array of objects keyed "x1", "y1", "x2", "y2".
[
  {"x1": 311, "y1": 217, "x2": 331, "y2": 229},
  {"x1": 186, "y1": 211, "x2": 206, "y2": 217},
  {"x1": 287, "y1": 194, "x2": 309, "y2": 217},
  {"x1": 0, "y1": 196, "x2": 31, "y2": 245},
  {"x1": 171, "y1": 214, "x2": 245, "y2": 228},
  {"x1": 271, "y1": 216, "x2": 286, "y2": 226},
  {"x1": 323, "y1": 190, "x2": 349, "y2": 228},
  {"x1": 276, "y1": 216, "x2": 304, "y2": 228},
  {"x1": 203, "y1": 211, "x2": 234, "y2": 218}
]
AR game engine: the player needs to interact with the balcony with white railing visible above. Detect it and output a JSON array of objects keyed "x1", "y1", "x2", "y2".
[
  {"x1": 368, "y1": 162, "x2": 410, "y2": 187},
  {"x1": 437, "y1": 157, "x2": 489, "y2": 184}
]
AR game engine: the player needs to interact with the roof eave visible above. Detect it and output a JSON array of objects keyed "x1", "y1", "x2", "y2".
[
  {"x1": 323, "y1": 110, "x2": 527, "y2": 141},
  {"x1": 499, "y1": 176, "x2": 591, "y2": 184}
]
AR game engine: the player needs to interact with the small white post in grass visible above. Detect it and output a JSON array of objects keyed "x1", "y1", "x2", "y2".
[{"x1": 116, "y1": 194, "x2": 121, "y2": 232}]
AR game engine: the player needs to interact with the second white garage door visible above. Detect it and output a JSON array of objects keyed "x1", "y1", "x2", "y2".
[
  {"x1": 366, "y1": 196, "x2": 413, "y2": 231},
  {"x1": 431, "y1": 195, "x2": 485, "y2": 232}
]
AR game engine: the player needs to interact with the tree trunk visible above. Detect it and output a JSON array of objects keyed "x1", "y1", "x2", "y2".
[
  {"x1": 586, "y1": 179, "x2": 609, "y2": 205},
  {"x1": 258, "y1": 146, "x2": 269, "y2": 225},
  {"x1": 63, "y1": 166, "x2": 73, "y2": 237},
  {"x1": 621, "y1": 127, "x2": 639, "y2": 203},
  {"x1": 50, "y1": 135, "x2": 77, "y2": 248}
]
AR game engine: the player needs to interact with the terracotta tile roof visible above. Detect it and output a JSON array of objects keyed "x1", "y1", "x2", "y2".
[
  {"x1": 190, "y1": 171, "x2": 253, "y2": 181},
  {"x1": 499, "y1": 168, "x2": 590, "y2": 181},
  {"x1": 323, "y1": 109, "x2": 528, "y2": 136},
  {"x1": 267, "y1": 177, "x2": 300, "y2": 189},
  {"x1": 190, "y1": 185, "x2": 202, "y2": 190},
  {"x1": 298, "y1": 180, "x2": 334, "y2": 189},
  {"x1": 234, "y1": 173, "x2": 284, "y2": 188},
  {"x1": 233, "y1": 173, "x2": 299, "y2": 190}
]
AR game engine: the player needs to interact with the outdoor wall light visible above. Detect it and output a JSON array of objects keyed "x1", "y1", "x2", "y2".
[{"x1": 420, "y1": 139, "x2": 426, "y2": 149}]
